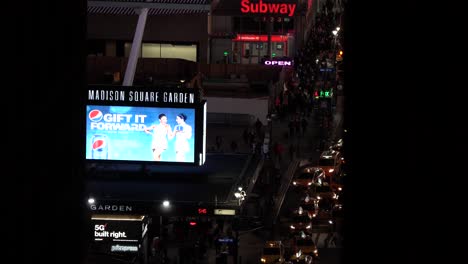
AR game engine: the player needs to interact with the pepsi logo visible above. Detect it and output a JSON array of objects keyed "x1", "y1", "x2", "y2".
[
  {"x1": 89, "y1": 110, "x2": 103, "y2": 122},
  {"x1": 92, "y1": 139, "x2": 106, "y2": 150}
]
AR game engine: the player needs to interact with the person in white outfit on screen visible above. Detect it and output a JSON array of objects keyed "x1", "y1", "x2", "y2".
[
  {"x1": 144, "y1": 113, "x2": 173, "y2": 161},
  {"x1": 172, "y1": 113, "x2": 192, "y2": 162}
]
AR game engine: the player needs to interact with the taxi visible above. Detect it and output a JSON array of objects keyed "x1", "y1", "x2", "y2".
[
  {"x1": 292, "y1": 167, "x2": 325, "y2": 189},
  {"x1": 317, "y1": 150, "x2": 343, "y2": 178},
  {"x1": 261, "y1": 241, "x2": 285, "y2": 264}
]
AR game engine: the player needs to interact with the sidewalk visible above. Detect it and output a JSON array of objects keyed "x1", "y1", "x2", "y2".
[
  {"x1": 245, "y1": 93, "x2": 345, "y2": 228},
  {"x1": 152, "y1": 94, "x2": 345, "y2": 264}
]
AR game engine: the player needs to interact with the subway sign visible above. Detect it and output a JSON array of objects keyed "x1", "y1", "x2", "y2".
[{"x1": 240, "y1": 0, "x2": 297, "y2": 17}]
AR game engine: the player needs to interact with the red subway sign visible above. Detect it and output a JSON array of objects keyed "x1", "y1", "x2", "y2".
[{"x1": 240, "y1": 0, "x2": 297, "y2": 17}]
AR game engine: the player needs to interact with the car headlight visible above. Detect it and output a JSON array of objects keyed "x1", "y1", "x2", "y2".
[
  {"x1": 290, "y1": 225, "x2": 296, "y2": 229},
  {"x1": 306, "y1": 225, "x2": 311, "y2": 229},
  {"x1": 307, "y1": 182, "x2": 312, "y2": 186},
  {"x1": 328, "y1": 169, "x2": 334, "y2": 173},
  {"x1": 293, "y1": 181, "x2": 297, "y2": 185},
  {"x1": 261, "y1": 258, "x2": 266, "y2": 263}
]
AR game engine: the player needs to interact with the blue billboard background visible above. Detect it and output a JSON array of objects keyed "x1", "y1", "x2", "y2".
[{"x1": 86, "y1": 105, "x2": 195, "y2": 162}]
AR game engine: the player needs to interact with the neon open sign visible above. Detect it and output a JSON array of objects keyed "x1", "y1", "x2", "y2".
[{"x1": 264, "y1": 60, "x2": 293, "y2": 66}]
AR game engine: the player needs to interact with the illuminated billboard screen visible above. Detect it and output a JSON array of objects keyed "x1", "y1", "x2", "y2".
[
  {"x1": 86, "y1": 105, "x2": 196, "y2": 163},
  {"x1": 86, "y1": 85, "x2": 205, "y2": 166},
  {"x1": 93, "y1": 219, "x2": 143, "y2": 243}
]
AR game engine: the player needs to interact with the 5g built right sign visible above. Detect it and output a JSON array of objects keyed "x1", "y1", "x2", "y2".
[{"x1": 92, "y1": 220, "x2": 142, "y2": 243}]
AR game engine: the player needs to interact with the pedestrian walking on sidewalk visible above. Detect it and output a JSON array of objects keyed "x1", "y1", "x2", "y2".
[
  {"x1": 215, "y1": 135, "x2": 223, "y2": 151},
  {"x1": 242, "y1": 128, "x2": 249, "y2": 145},
  {"x1": 274, "y1": 142, "x2": 284, "y2": 163},
  {"x1": 230, "y1": 140, "x2": 238, "y2": 153},
  {"x1": 288, "y1": 118, "x2": 295, "y2": 138},
  {"x1": 295, "y1": 116, "x2": 301, "y2": 137},
  {"x1": 301, "y1": 117, "x2": 308, "y2": 135},
  {"x1": 262, "y1": 143, "x2": 270, "y2": 159},
  {"x1": 289, "y1": 144, "x2": 295, "y2": 160}
]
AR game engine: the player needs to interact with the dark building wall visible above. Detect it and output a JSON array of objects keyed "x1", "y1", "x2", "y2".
[{"x1": 88, "y1": 13, "x2": 209, "y2": 63}]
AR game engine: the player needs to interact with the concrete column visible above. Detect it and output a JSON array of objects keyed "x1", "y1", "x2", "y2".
[
  {"x1": 123, "y1": 8, "x2": 149, "y2": 86},
  {"x1": 267, "y1": 19, "x2": 273, "y2": 59}
]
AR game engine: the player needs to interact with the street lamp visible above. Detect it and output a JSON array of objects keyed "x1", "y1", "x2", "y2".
[
  {"x1": 160, "y1": 200, "x2": 171, "y2": 238},
  {"x1": 331, "y1": 27, "x2": 340, "y2": 109},
  {"x1": 332, "y1": 29, "x2": 338, "y2": 60},
  {"x1": 332, "y1": 26, "x2": 341, "y2": 59},
  {"x1": 234, "y1": 187, "x2": 246, "y2": 206}
]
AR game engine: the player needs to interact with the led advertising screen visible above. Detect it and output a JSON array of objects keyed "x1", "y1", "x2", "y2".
[
  {"x1": 86, "y1": 85, "x2": 205, "y2": 165},
  {"x1": 93, "y1": 219, "x2": 143, "y2": 243},
  {"x1": 86, "y1": 105, "x2": 195, "y2": 163}
]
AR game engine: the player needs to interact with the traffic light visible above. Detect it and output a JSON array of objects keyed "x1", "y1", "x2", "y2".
[
  {"x1": 223, "y1": 51, "x2": 229, "y2": 56},
  {"x1": 314, "y1": 90, "x2": 319, "y2": 98}
]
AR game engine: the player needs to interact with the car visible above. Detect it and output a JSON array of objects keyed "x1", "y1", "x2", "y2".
[
  {"x1": 317, "y1": 194, "x2": 336, "y2": 212},
  {"x1": 310, "y1": 181, "x2": 339, "y2": 201},
  {"x1": 260, "y1": 241, "x2": 286, "y2": 264},
  {"x1": 287, "y1": 248, "x2": 315, "y2": 264},
  {"x1": 288, "y1": 210, "x2": 313, "y2": 234},
  {"x1": 331, "y1": 204, "x2": 344, "y2": 238},
  {"x1": 304, "y1": 189, "x2": 338, "y2": 209},
  {"x1": 292, "y1": 167, "x2": 325, "y2": 189},
  {"x1": 292, "y1": 232, "x2": 319, "y2": 259},
  {"x1": 298, "y1": 195, "x2": 319, "y2": 218},
  {"x1": 317, "y1": 150, "x2": 343, "y2": 179},
  {"x1": 300, "y1": 192, "x2": 335, "y2": 234},
  {"x1": 312, "y1": 166, "x2": 343, "y2": 195},
  {"x1": 291, "y1": 205, "x2": 316, "y2": 222},
  {"x1": 330, "y1": 138, "x2": 343, "y2": 152},
  {"x1": 311, "y1": 210, "x2": 335, "y2": 234}
]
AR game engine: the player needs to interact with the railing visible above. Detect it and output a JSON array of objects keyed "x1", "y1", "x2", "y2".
[
  {"x1": 87, "y1": 57, "x2": 283, "y2": 85},
  {"x1": 207, "y1": 113, "x2": 256, "y2": 126},
  {"x1": 225, "y1": 154, "x2": 254, "y2": 203},
  {"x1": 87, "y1": 57, "x2": 197, "y2": 85},
  {"x1": 272, "y1": 158, "x2": 300, "y2": 223},
  {"x1": 198, "y1": 63, "x2": 282, "y2": 82}
]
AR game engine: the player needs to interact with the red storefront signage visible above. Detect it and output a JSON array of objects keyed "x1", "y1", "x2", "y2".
[
  {"x1": 233, "y1": 34, "x2": 288, "y2": 42},
  {"x1": 240, "y1": 0, "x2": 297, "y2": 17}
]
